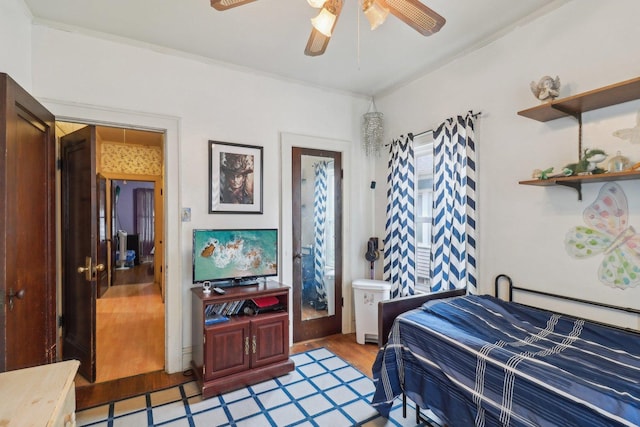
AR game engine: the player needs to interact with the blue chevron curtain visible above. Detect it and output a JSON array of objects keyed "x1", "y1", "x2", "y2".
[
  {"x1": 431, "y1": 112, "x2": 477, "y2": 294},
  {"x1": 383, "y1": 135, "x2": 416, "y2": 298},
  {"x1": 313, "y1": 161, "x2": 328, "y2": 306}
]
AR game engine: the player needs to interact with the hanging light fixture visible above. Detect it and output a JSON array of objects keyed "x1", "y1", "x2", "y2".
[
  {"x1": 362, "y1": 0, "x2": 389, "y2": 30},
  {"x1": 311, "y1": 3, "x2": 338, "y2": 37},
  {"x1": 362, "y1": 99, "x2": 385, "y2": 157}
]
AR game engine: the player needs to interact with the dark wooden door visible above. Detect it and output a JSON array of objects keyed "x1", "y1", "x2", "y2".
[
  {"x1": 0, "y1": 73, "x2": 56, "y2": 371},
  {"x1": 292, "y1": 147, "x2": 343, "y2": 342},
  {"x1": 97, "y1": 175, "x2": 108, "y2": 298},
  {"x1": 61, "y1": 126, "x2": 99, "y2": 382}
]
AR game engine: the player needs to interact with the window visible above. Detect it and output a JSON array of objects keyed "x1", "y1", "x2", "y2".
[{"x1": 414, "y1": 139, "x2": 434, "y2": 292}]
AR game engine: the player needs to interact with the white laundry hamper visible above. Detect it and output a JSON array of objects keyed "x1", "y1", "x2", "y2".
[{"x1": 352, "y1": 279, "x2": 391, "y2": 344}]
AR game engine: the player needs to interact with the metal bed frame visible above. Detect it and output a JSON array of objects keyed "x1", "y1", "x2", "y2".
[
  {"x1": 495, "y1": 273, "x2": 640, "y2": 335},
  {"x1": 377, "y1": 274, "x2": 640, "y2": 425}
]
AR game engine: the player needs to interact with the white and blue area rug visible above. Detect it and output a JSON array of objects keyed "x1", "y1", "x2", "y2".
[{"x1": 77, "y1": 348, "x2": 438, "y2": 426}]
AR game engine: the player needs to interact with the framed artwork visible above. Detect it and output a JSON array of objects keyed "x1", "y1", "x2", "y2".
[{"x1": 209, "y1": 141, "x2": 263, "y2": 214}]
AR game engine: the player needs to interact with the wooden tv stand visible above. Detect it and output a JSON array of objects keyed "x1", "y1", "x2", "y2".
[{"x1": 190, "y1": 281, "x2": 294, "y2": 399}]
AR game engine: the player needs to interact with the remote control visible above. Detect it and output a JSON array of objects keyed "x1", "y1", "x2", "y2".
[{"x1": 213, "y1": 287, "x2": 226, "y2": 294}]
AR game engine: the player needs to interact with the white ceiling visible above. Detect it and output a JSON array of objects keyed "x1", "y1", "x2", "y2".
[{"x1": 23, "y1": 0, "x2": 567, "y2": 96}]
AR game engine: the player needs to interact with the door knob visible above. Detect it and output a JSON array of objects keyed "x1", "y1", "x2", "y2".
[
  {"x1": 77, "y1": 256, "x2": 103, "y2": 281},
  {"x1": 8, "y1": 288, "x2": 25, "y2": 311}
]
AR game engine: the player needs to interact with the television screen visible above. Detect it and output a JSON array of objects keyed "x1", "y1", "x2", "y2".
[{"x1": 193, "y1": 228, "x2": 278, "y2": 286}]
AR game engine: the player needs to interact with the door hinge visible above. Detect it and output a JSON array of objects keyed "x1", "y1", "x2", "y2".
[
  {"x1": 58, "y1": 315, "x2": 64, "y2": 327},
  {"x1": 341, "y1": 297, "x2": 344, "y2": 307},
  {"x1": 57, "y1": 158, "x2": 63, "y2": 170}
]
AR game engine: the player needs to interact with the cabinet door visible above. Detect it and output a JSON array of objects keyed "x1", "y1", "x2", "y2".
[
  {"x1": 251, "y1": 312, "x2": 289, "y2": 369},
  {"x1": 204, "y1": 320, "x2": 250, "y2": 380}
]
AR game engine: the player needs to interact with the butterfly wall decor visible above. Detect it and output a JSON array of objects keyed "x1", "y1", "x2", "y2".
[
  {"x1": 613, "y1": 110, "x2": 640, "y2": 145},
  {"x1": 565, "y1": 182, "x2": 640, "y2": 289}
]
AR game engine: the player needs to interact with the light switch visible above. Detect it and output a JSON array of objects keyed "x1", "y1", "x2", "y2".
[{"x1": 181, "y1": 208, "x2": 191, "y2": 222}]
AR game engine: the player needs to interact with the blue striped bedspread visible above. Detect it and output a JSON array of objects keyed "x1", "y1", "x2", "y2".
[{"x1": 371, "y1": 295, "x2": 640, "y2": 426}]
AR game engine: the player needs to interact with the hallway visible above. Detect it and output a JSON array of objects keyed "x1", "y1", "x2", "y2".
[
  {"x1": 77, "y1": 283, "x2": 164, "y2": 385},
  {"x1": 113, "y1": 261, "x2": 155, "y2": 286}
]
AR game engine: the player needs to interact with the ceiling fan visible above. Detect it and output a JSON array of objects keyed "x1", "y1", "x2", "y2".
[{"x1": 209, "y1": 0, "x2": 446, "y2": 57}]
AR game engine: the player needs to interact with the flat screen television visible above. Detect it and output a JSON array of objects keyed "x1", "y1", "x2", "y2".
[{"x1": 193, "y1": 228, "x2": 278, "y2": 287}]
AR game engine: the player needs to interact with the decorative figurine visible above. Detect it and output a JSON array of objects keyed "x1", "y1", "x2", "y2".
[
  {"x1": 532, "y1": 167, "x2": 554, "y2": 180},
  {"x1": 530, "y1": 75, "x2": 561, "y2": 102},
  {"x1": 532, "y1": 167, "x2": 573, "y2": 179},
  {"x1": 586, "y1": 151, "x2": 607, "y2": 172},
  {"x1": 564, "y1": 148, "x2": 607, "y2": 175},
  {"x1": 608, "y1": 151, "x2": 631, "y2": 172}
]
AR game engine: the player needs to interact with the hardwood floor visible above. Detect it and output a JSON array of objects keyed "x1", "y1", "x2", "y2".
[
  {"x1": 74, "y1": 277, "x2": 377, "y2": 411},
  {"x1": 113, "y1": 262, "x2": 154, "y2": 286},
  {"x1": 98, "y1": 283, "x2": 164, "y2": 382},
  {"x1": 302, "y1": 303, "x2": 328, "y2": 321},
  {"x1": 76, "y1": 370, "x2": 192, "y2": 411},
  {"x1": 291, "y1": 332, "x2": 379, "y2": 378},
  {"x1": 76, "y1": 332, "x2": 379, "y2": 411},
  {"x1": 75, "y1": 282, "x2": 164, "y2": 388}
]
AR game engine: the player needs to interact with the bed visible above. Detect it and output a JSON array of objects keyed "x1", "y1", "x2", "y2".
[{"x1": 371, "y1": 276, "x2": 640, "y2": 426}]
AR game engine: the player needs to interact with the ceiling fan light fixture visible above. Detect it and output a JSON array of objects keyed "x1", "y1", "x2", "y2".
[
  {"x1": 305, "y1": 0, "x2": 343, "y2": 56},
  {"x1": 311, "y1": 7, "x2": 337, "y2": 38},
  {"x1": 307, "y1": 0, "x2": 326, "y2": 8},
  {"x1": 363, "y1": 0, "x2": 389, "y2": 30}
]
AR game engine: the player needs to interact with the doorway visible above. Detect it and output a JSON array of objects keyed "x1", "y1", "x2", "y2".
[
  {"x1": 111, "y1": 179, "x2": 155, "y2": 286},
  {"x1": 292, "y1": 147, "x2": 342, "y2": 342},
  {"x1": 58, "y1": 122, "x2": 165, "y2": 383}
]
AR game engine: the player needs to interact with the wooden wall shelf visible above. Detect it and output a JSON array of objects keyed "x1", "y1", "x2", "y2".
[
  {"x1": 518, "y1": 76, "x2": 640, "y2": 199},
  {"x1": 519, "y1": 171, "x2": 640, "y2": 200},
  {"x1": 518, "y1": 76, "x2": 640, "y2": 122}
]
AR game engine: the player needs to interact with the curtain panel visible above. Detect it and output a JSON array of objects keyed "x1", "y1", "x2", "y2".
[
  {"x1": 313, "y1": 161, "x2": 328, "y2": 306},
  {"x1": 134, "y1": 188, "x2": 154, "y2": 258},
  {"x1": 383, "y1": 135, "x2": 416, "y2": 298},
  {"x1": 431, "y1": 112, "x2": 477, "y2": 294}
]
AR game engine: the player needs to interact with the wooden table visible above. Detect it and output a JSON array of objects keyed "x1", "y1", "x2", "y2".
[{"x1": 0, "y1": 360, "x2": 80, "y2": 427}]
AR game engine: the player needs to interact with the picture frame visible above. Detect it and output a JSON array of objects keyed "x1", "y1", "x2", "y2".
[{"x1": 209, "y1": 141, "x2": 263, "y2": 214}]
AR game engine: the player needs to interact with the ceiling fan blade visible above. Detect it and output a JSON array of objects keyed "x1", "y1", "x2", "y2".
[
  {"x1": 383, "y1": 0, "x2": 445, "y2": 36},
  {"x1": 210, "y1": 0, "x2": 258, "y2": 11},
  {"x1": 304, "y1": 0, "x2": 344, "y2": 57},
  {"x1": 304, "y1": 29, "x2": 331, "y2": 57}
]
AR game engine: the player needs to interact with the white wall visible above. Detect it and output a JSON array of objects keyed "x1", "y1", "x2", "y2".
[
  {"x1": 376, "y1": 0, "x2": 640, "y2": 327},
  {"x1": 21, "y1": 23, "x2": 373, "y2": 370},
  {"x1": 8, "y1": 0, "x2": 638, "y2": 369},
  {"x1": 0, "y1": 0, "x2": 32, "y2": 88}
]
